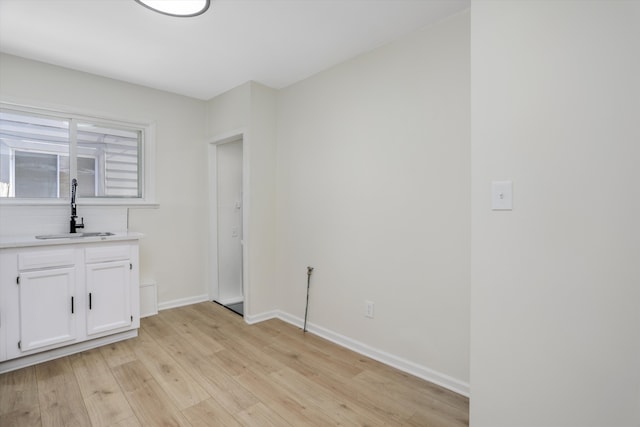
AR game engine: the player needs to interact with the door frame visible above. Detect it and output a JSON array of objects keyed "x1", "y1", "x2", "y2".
[{"x1": 208, "y1": 130, "x2": 249, "y2": 315}]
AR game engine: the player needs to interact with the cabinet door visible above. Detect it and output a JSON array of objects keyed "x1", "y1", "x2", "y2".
[
  {"x1": 19, "y1": 267, "x2": 77, "y2": 352},
  {"x1": 86, "y1": 260, "x2": 131, "y2": 336}
]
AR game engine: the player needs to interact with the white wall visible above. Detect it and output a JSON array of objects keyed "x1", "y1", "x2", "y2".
[
  {"x1": 206, "y1": 82, "x2": 250, "y2": 138},
  {"x1": 470, "y1": 1, "x2": 640, "y2": 426},
  {"x1": 0, "y1": 53, "x2": 210, "y2": 307},
  {"x1": 276, "y1": 11, "x2": 470, "y2": 390},
  {"x1": 246, "y1": 83, "x2": 278, "y2": 316},
  {"x1": 206, "y1": 82, "x2": 278, "y2": 317}
]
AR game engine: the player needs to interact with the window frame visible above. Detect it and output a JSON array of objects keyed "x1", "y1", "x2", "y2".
[{"x1": 0, "y1": 101, "x2": 157, "y2": 207}]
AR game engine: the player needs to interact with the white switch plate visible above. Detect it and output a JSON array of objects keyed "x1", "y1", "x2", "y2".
[{"x1": 492, "y1": 180, "x2": 513, "y2": 210}]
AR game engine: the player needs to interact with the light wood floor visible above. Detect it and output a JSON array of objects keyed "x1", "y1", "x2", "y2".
[{"x1": 0, "y1": 302, "x2": 469, "y2": 426}]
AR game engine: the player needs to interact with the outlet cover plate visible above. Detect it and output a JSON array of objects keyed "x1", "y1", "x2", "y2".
[{"x1": 365, "y1": 301, "x2": 375, "y2": 318}]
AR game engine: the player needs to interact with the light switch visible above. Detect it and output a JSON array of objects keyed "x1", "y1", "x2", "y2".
[{"x1": 492, "y1": 180, "x2": 513, "y2": 210}]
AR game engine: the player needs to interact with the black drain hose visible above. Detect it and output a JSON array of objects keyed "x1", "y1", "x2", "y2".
[{"x1": 303, "y1": 266, "x2": 314, "y2": 333}]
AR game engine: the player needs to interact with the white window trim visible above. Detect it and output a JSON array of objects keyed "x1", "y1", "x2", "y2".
[{"x1": 0, "y1": 101, "x2": 157, "y2": 207}]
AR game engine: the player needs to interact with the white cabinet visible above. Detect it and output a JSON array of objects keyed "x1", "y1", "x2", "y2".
[
  {"x1": 86, "y1": 259, "x2": 132, "y2": 336},
  {"x1": 0, "y1": 238, "x2": 140, "y2": 369},
  {"x1": 14, "y1": 248, "x2": 79, "y2": 355},
  {"x1": 85, "y1": 245, "x2": 134, "y2": 337},
  {"x1": 18, "y1": 266, "x2": 77, "y2": 352}
]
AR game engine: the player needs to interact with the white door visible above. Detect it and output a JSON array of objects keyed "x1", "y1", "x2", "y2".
[
  {"x1": 216, "y1": 139, "x2": 243, "y2": 305},
  {"x1": 86, "y1": 260, "x2": 132, "y2": 336},
  {"x1": 19, "y1": 267, "x2": 77, "y2": 352}
]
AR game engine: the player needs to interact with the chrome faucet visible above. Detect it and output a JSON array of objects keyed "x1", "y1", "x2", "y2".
[{"x1": 70, "y1": 178, "x2": 85, "y2": 233}]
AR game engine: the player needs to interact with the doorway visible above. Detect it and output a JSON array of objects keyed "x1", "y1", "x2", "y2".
[{"x1": 210, "y1": 136, "x2": 244, "y2": 316}]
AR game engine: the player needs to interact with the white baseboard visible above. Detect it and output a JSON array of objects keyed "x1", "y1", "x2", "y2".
[
  {"x1": 244, "y1": 310, "x2": 279, "y2": 325},
  {"x1": 158, "y1": 294, "x2": 210, "y2": 311},
  {"x1": 155, "y1": 300, "x2": 470, "y2": 397},
  {"x1": 0, "y1": 330, "x2": 138, "y2": 374},
  {"x1": 248, "y1": 309, "x2": 470, "y2": 398},
  {"x1": 216, "y1": 296, "x2": 244, "y2": 306}
]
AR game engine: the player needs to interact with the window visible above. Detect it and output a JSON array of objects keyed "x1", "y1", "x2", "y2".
[
  {"x1": 76, "y1": 122, "x2": 141, "y2": 198},
  {"x1": 0, "y1": 104, "x2": 154, "y2": 204}
]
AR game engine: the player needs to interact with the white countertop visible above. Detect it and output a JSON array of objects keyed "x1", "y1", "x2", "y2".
[{"x1": 0, "y1": 231, "x2": 143, "y2": 249}]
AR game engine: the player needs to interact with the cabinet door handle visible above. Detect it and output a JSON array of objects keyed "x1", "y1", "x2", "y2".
[
  {"x1": 89, "y1": 292, "x2": 92, "y2": 310},
  {"x1": 71, "y1": 296, "x2": 74, "y2": 314}
]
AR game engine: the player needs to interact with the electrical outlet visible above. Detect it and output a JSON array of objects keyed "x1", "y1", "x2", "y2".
[{"x1": 365, "y1": 301, "x2": 374, "y2": 319}]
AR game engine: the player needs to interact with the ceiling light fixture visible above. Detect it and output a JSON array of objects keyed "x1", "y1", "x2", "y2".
[{"x1": 134, "y1": 0, "x2": 210, "y2": 17}]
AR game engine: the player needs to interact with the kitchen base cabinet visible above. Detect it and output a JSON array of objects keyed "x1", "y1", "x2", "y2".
[
  {"x1": 0, "y1": 236, "x2": 140, "y2": 373},
  {"x1": 86, "y1": 260, "x2": 132, "y2": 336},
  {"x1": 18, "y1": 266, "x2": 77, "y2": 352}
]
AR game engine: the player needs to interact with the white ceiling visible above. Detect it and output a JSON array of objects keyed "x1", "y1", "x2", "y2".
[{"x1": 0, "y1": 0, "x2": 469, "y2": 100}]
